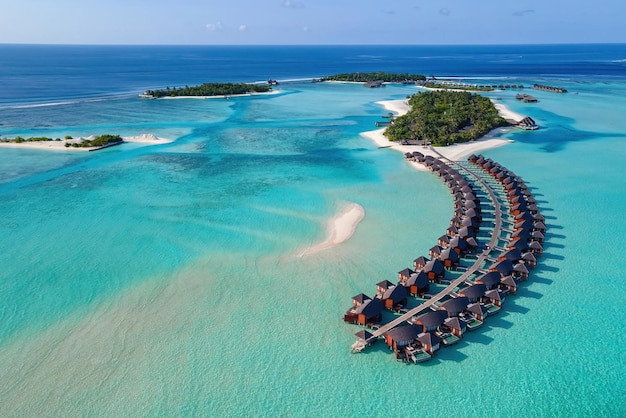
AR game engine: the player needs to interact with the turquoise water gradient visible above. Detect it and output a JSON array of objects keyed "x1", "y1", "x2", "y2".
[{"x1": 0, "y1": 82, "x2": 625, "y2": 416}]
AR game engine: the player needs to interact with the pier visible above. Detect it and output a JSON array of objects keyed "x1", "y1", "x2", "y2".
[
  {"x1": 533, "y1": 84, "x2": 567, "y2": 93},
  {"x1": 363, "y1": 149, "x2": 503, "y2": 345},
  {"x1": 347, "y1": 149, "x2": 545, "y2": 360}
]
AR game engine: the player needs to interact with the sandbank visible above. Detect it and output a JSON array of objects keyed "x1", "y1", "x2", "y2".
[
  {"x1": 300, "y1": 202, "x2": 365, "y2": 256},
  {"x1": 493, "y1": 102, "x2": 524, "y2": 123},
  {"x1": 0, "y1": 133, "x2": 172, "y2": 152},
  {"x1": 362, "y1": 99, "x2": 515, "y2": 168}
]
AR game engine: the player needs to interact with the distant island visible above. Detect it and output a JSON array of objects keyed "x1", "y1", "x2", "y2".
[
  {"x1": 0, "y1": 133, "x2": 172, "y2": 151},
  {"x1": 140, "y1": 82, "x2": 271, "y2": 98},
  {"x1": 320, "y1": 72, "x2": 426, "y2": 84},
  {"x1": 1, "y1": 134, "x2": 123, "y2": 148},
  {"x1": 384, "y1": 90, "x2": 509, "y2": 146}
]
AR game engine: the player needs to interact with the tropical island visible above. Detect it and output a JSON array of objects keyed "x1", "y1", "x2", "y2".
[
  {"x1": 140, "y1": 82, "x2": 271, "y2": 98},
  {"x1": 384, "y1": 90, "x2": 509, "y2": 146},
  {"x1": 320, "y1": 72, "x2": 426, "y2": 83},
  {"x1": 0, "y1": 133, "x2": 172, "y2": 151}
]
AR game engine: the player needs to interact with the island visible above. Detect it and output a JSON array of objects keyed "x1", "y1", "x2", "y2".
[
  {"x1": 383, "y1": 90, "x2": 509, "y2": 146},
  {"x1": 140, "y1": 82, "x2": 271, "y2": 98},
  {"x1": 320, "y1": 72, "x2": 426, "y2": 84},
  {"x1": 0, "y1": 133, "x2": 172, "y2": 151}
]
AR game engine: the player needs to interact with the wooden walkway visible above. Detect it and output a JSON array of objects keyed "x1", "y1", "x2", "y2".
[{"x1": 365, "y1": 148, "x2": 504, "y2": 345}]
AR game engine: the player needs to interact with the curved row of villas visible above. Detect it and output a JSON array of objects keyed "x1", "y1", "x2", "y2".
[{"x1": 345, "y1": 151, "x2": 546, "y2": 363}]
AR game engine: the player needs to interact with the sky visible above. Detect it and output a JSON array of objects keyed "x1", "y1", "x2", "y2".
[{"x1": 1, "y1": 0, "x2": 625, "y2": 45}]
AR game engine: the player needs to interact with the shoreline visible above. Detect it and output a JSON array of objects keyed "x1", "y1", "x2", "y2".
[
  {"x1": 361, "y1": 99, "x2": 516, "y2": 168},
  {"x1": 0, "y1": 133, "x2": 173, "y2": 152},
  {"x1": 299, "y1": 202, "x2": 365, "y2": 257},
  {"x1": 156, "y1": 89, "x2": 281, "y2": 100}
]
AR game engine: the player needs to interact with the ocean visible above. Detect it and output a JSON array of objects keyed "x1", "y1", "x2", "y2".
[{"x1": 0, "y1": 44, "x2": 625, "y2": 417}]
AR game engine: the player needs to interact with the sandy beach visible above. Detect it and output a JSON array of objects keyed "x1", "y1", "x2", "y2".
[
  {"x1": 0, "y1": 133, "x2": 172, "y2": 151},
  {"x1": 361, "y1": 99, "x2": 516, "y2": 169},
  {"x1": 300, "y1": 202, "x2": 365, "y2": 256}
]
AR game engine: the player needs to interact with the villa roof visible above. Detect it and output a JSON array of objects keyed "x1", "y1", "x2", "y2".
[
  {"x1": 424, "y1": 258, "x2": 445, "y2": 275},
  {"x1": 398, "y1": 268, "x2": 415, "y2": 278},
  {"x1": 352, "y1": 293, "x2": 371, "y2": 304},
  {"x1": 383, "y1": 284, "x2": 408, "y2": 302},
  {"x1": 466, "y1": 302, "x2": 488, "y2": 316},
  {"x1": 376, "y1": 280, "x2": 395, "y2": 290},
  {"x1": 355, "y1": 298, "x2": 383, "y2": 317},
  {"x1": 386, "y1": 325, "x2": 421, "y2": 343},
  {"x1": 476, "y1": 271, "x2": 501, "y2": 287},
  {"x1": 354, "y1": 329, "x2": 374, "y2": 341},
  {"x1": 444, "y1": 316, "x2": 466, "y2": 331},
  {"x1": 407, "y1": 271, "x2": 429, "y2": 288},
  {"x1": 439, "y1": 247, "x2": 460, "y2": 262},
  {"x1": 417, "y1": 332, "x2": 442, "y2": 347},
  {"x1": 460, "y1": 284, "x2": 487, "y2": 299},
  {"x1": 440, "y1": 296, "x2": 470, "y2": 314},
  {"x1": 415, "y1": 310, "x2": 448, "y2": 328}
]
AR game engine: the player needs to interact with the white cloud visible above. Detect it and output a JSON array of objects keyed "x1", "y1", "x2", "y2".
[
  {"x1": 283, "y1": 0, "x2": 305, "y2": 9},
  {"x1": 206, "y1": 21, "x2": 223, "y2": 31},
  {"x1": 302, "y1": 26, "x2": 309, "y2": 32},
  {"x1": 239, "y1": 25, "x2": 247, "y2": 31}
]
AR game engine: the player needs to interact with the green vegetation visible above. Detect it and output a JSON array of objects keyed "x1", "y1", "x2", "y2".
[
  {"x1": 321, "y1": 72, "x2": 426, "y2": 83},
  {"x1": 64, "y1": 134, "x2": 123, "y2": 148},
  {"x1": 142, "y1": 83, "x2": 271, "y2": 98},
  {"x1": 1, "y1": 134, "x2": 123, "y2": 148},
  {"x1": 384, "y1": 91, "x2": 509, "y2": 146},
  {"x1": 1, "y1": 136, "x2": 61, "y2": 143}
]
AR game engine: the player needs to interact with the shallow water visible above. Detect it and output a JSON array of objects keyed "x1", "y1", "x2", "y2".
[{"x1": 1, "y1": 46, "x2": 625, "y2": 416}]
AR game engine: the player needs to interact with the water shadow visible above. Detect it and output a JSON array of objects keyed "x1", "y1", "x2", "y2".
[
  {"x1": 518, "y1": 288, "x2": 544, "y2": 300},
  {"x1": 502, "y1": 301, "x2": 530, "y2": 315}
]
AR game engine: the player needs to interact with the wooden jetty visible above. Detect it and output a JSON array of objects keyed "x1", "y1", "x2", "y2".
[
  {"x1": 533, "y1": 84, "x2": 567, "y2": 93},
  {"x1": 347, "y1": 148, "x2": 545, "y2": 361}
]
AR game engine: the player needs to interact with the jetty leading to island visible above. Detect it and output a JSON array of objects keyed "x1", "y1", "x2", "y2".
[{"x1": 346, "y1": 150, "x2": 544, "y2": 363}]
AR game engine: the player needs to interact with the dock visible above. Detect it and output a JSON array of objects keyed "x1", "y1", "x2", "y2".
[
  {"x1": 364, "y1": 149, "x2": 503, "y2": 345},
  {"x1": 347, "y1": 148, "x2": 545, "y2": 360}
]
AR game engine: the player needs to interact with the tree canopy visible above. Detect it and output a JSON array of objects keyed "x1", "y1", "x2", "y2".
[
  {"x1": 142, "y1": 83, "x2": 270, "y2": 98},
  {"x1": 384, "y1": 91, "x2": 509, "y2": 146},
  {"x1": 321, "y1": 72, "x2": 426, "y2": 82}
]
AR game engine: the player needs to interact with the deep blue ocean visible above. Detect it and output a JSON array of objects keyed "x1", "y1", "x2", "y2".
[
  {"x1": 2, "y1": 44, "x2": 626, "y2": 107},
  {"x1": 0, "y1": 44, "x2": 625, "y2": 417}
]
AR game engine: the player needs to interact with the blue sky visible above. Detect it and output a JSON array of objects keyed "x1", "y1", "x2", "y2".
[{"x1": 2, "y1": 0, "x2": 624, "y2": 45}]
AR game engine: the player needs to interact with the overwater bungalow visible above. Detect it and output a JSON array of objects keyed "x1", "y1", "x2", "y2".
[
  {"x1": 499, "y1": 275, "x2": 519, "y2": 294},
  {"x1": 522, "y1": 251, "x2": 537, "y2": 267},
  {"x1": 352, "y1": 293, "x2": 372, "y2": 307},
  {"x1": 528, "y1": 240, "x2": 543, "y2": 255},
  {"x1": 405, "y1": 271, "x2": 430, "y2": 296},
  {"x1": 457, "y1": 226, "x2": 476, "y2": 239},
  {"x1": 475, "y1": 271, "x2": 502, "y2": 289},
  {"x1": 439, "y1": 247, "x2": 460, "y2": 269},
  {"x1": 376, "y1": 280, "x2": 395, "y2": 296},
  {"x1": 423, "y1": 258, "x2": 446, "y2": 282},
  {"x1": 398, "y1": 268, "x2": 415, "y2": 283},
  {"x1": 514, "y1": 262, "x2": 530, "y2": 279},
  {"x1": 465, "y1": 302, "x2": 488, "y2": 322},
  {"x1": 353, "y1": 298, "x2": 384, "y2": 326},
  {"x1": 381, "y1": 284, "x2": 408, "y2": 310},
  {"x1": 490, "y1": 259, "x2": 514, "y2": 277},
  {"x1": 429, "y1": 245, "x2": 443, "y2": 258},
  {"x1": 417, "y1": 332, "x2": 442, "y2": 354},
  {"x1": 385, "y1": 325, "x2": 421, "y2": 351},
  {"x1": 414, "y1": 310, "x2": 448, "y2": 332},
  {"x1": 459, "y1": 283, "x2": 487, "y2": 302},
  {"x1": 448, "y1": 236, "x2": 469, "y2": 255},
  {"x1": 413, "y1": 256, "x2": 429, "y2": 270},
  {"x1": 440, "y1": 296, "x2": 470, "y2": 317},
  {"x1": 442, "y1": 316, "x2": 466, "y2": 337},
  {"x1": 465, "y1": 237, "x2": 479, "y2": 251},
  {"x1": 438, "y1": 234, "x2": 451, "y2": 247},
  {"x1": 483, "y1": 289, "x2": 506, "y2": 315},
  {"x1": 498, "y1": 248, "x2": 523, "y2": 263},
  {"x1": 532, "y1": 222, "x2": 547, "y2": 233}
]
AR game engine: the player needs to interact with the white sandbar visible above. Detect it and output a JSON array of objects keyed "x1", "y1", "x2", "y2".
[{"x1": 300, "y1": 202, "x2": 365, "y2": 256}]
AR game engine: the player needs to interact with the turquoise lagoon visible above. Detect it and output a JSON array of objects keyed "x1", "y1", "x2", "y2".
[{"x1": 0, "y1": 79, "x2": 625, "y2": 417}]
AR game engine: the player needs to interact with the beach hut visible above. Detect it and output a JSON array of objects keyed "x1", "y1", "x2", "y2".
[
  {"x1": 475, "y1": 271, "x2": 502, "y2": 289},
  {"x1": 416, "y1": 332, "x2": 442, "y2": 354},
  {"x1": 381, "y1": 285, "x2": 408, "y2": 310},
  {"x1": 459, "y1": 284, "x2": 487, "y2": 303},
  {"x1": 354, "y1": 298, "x2": 383, "y2": 326},
  {"x1": 413, "y1": 256, "x2": 429, "y2": 270},
  {"x1": 384, "y1": 325, "x2": 421, "y2": 351},
  {"x1": 439, "y1": 247, "x2": 460, "y2": 269},
  {"x1": 423, "y1": 258, "x2": 445, "y2": 282},
  {"x1": 440, "y1": 296, "x2": 470, "y2": 317},
  {"x1": 405, "y1": 271, "x2": 430, "y2": 296}
]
